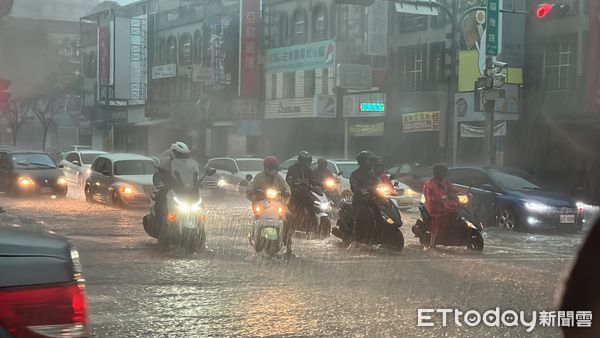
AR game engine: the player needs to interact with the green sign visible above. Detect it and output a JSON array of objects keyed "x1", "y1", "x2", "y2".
[
  {"x1": 264, "y1": 40, "x2": 335, "y2": 73},
  {"x1": 486, "y1": 0, "x2": 500, "y2": 56},
  {"x1": 359, "y1": 102, "x2": 385, "y2": 112}
]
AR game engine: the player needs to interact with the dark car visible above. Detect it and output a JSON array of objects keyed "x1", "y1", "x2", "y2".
[
  {"x1": 447, "y1": 166, "x2": 583, "y2": 231},
  {"x1": 0, "y1": 150, "x2": 68, "y2": 197},
  {"x1": 0, "y1": 218, "x2": 88, "y2": 337}
]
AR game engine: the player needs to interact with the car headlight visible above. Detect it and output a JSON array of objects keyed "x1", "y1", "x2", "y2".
[
  {"x1": 217, "y1": 179, "x2": 227, "y2": 187},
  {"x1": 119, "y1": 185, "x2": 136, "y2": 195},
  {"x1": 524, "y1": 201, "x2": 552, "y2": 213},
  {"x1": 18, "y1": 177, "x2": 35, "y2": 187},
  {"x1": 57, "y1": 177, "x2": 68, "y2": 185}
]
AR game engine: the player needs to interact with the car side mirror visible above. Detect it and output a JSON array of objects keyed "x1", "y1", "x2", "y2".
[
  {"x1": 102, "y1": 170, "x2": 111, "y2": 176},
  {"x1": 58, "y1": 164, "x2": 64, "y2": 169},
  {"x1": 205, "y1": 168, "x2": 217, "y2": 176},
  {"x1": 337, "y1": 171, "x2": 343, "y2": 177}
]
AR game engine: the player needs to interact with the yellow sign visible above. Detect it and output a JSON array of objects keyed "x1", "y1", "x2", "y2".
[
  {"x1": 402, "y1": 111, "x2": 440, "y2": 132},
  {"x1": 458, "y1": 50, "x2": 523, "y2": 92}
]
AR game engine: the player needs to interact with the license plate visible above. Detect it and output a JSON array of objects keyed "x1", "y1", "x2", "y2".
[
  {"x1": 560, "y1": 214, "x2": 575, "y2": 224},
  {"x1": 261, "y1": 227, "x2": 279, "y2": 240}
]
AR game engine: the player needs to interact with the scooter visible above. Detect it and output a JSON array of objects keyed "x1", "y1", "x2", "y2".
[
  {"x1": 411, "y1": 194, "x2": 484, "y2": 251},
  {"x1": 249, "y1": 188, "x2": 287, "y2": 255},
  {"x1": 143, "y1": 161, "x2": 216, "y2": 253},
  {"x1": 332, "y1": 184, "x2": 405, "y2": 251},
  {"x1": 292, "y1": 184, "x2": 334, "y2": 236}
]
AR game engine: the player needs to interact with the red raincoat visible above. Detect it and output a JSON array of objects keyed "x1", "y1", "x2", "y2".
[{"x1": 423, "y1": 178, "x2": 464, "y2": 233}]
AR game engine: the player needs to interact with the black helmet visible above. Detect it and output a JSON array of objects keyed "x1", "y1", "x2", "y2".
[
  {"x1": 317, "y1": 158, "x2": 327, "y2": 169},
  {"x1": 374, "y1": 156, "x2": 385, "y2": 173},
  {"x1": 433, "y1": 163, "x2": 448, "y2": 180},
  {"x1": 356, "y1": 151, "x2": 377, "y2": 168},
  {"x1": 298, "y1": 151, "x2": 312, "y2": 167}
]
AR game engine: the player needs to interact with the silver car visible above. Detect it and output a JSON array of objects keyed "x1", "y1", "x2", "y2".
[
  {"x1": 84, "y1": 153, "x2": 155, "y2": 208},
  {"x1": 202, "y1": 157, "x2": 264, "y2": 196},
  {"x1": 60, "y1": 150, "x2": 107, "y2": 187}
]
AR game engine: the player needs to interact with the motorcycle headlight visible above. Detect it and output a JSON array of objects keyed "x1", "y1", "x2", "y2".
[
  {"x1": 266, "y1": 189, "x2": 279, "y2": 200},
  {"x1": 524, "y1": 201, "x2": 551, "y2": 213},
  {"x1": 57, "y1": 177, "x2": 68, "y2": 185},
  {"x1": 173, "y1": 196, "x2": 190, "y2": 212},
  {"x1": 466, "y1": 220, "x2": 477, "y2": 230},
  {"x1": 376, "y1": 184, "x2": 391, "y2": 197},
  {"x1": 324, "y1": 178, "x2": 336, "y2": 190},
  {"x1": 457, "y1": 194, "x2": 469, "y2": 205},
  {"x1": 191, "y1": 198, "x2": 203, "y2": 212}
]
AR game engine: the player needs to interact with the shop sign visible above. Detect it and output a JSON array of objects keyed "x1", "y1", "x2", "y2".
[
  {"x1": 152, "y1": 64, "x2": 176, "y2": 79},
  {"x1": 343, "y1": 93, "x2": 385, "y2": 117},
  {"x1": 460, "y1": 122, "x2": 507, "y2": 138},
  {"x1": 265, "y1": 40, "x2": 335, "y2": 73},
  {"x1": 109, "y1": 107, "x2": 128, "y2": 124},
  {"x1": 349, "y1": 122, "x2": 384, "y2": 137},
  {"x1": 402, "y1": 111, "x2": 440, "y2": 132}
]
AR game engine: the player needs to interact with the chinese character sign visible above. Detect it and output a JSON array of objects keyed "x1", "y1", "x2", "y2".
[
  {"x1": 239, "y1": 0, "x2": 260, "y2": 97},
  {"x1": 98, "y1": 25, "x2": 111, "y2": 87}
]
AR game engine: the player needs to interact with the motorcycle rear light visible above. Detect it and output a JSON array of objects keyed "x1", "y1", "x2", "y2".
[{"x1": 0, "y1": 282, "x2": 88, "y2": 337}]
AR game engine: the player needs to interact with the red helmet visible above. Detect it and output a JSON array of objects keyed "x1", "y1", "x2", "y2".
[{"x1": 264, "y1": 156, "x2": 280, "y2": 171}]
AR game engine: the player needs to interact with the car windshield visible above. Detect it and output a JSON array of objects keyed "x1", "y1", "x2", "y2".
[
  {"x1": 488, "y1": 169, "x2": 541, "y2": 191},
  {"x1": 113, "y1": 160, "x2": 155, "y2": 176},
  {"x1": 12, "y1": 153, "x2": 56, "y2": 169},
  {"x1": 236, "y1": 159, "x2": 263, "y2": 171},
  {"x1": 80, "y1": 153, "x2": 104, "y2": 165},
  {"x1": 336, "y1": 163, "x2": 358, "y2": 178}
]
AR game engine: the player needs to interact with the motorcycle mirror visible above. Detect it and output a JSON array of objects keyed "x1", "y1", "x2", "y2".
[{"x1": 205, "y1": 167, "x2": 217, "y2": 176}]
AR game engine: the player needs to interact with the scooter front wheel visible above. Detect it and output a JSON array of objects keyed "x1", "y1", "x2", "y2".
[
  {"x1": 467, "y1": 231, "x2": 484, "y2": 251},
  {"x1": 388, "y1": 230, "x2": 404, "y2": 252}
]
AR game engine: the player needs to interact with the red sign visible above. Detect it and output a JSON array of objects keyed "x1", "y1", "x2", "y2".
[
  {"x1": 238, "y1": 0, "x2": 260, "y2": 97},
  {"x1": 98, "y1": 25, "x2": 111, "y2": 87},
  {"x1": 586, "y1": 0, "x2": 600, "y2": 113}
]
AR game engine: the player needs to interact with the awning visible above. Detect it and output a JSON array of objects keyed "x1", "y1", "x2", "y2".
[{"x1": 134, "y1": 118, "x2": 171, "y2": 127}]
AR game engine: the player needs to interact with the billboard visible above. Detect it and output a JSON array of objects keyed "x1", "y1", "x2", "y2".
[
  {"x1": 239, "y1": 0, "x2": 260, "y2": 97},
  {"x1": 265, "y1": 40, "x2": 335, "y2": 73},
  {"x1": 402, "y1": 111, "x2": 440, "y2": 133}
]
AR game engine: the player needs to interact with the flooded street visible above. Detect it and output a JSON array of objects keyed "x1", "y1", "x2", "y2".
[{"x1": 0, "y1": 184, "x2": 588, "y2": 337}]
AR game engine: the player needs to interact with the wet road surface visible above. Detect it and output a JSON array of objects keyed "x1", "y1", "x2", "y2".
[{"x1": 0, "y1": 185, "x2": 589, "y2": 337}]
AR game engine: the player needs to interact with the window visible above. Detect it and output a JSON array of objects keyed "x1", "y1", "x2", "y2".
[
  {"x1": 447, "y1": 169, "x2": 472, "y2": 186},
  {"x1": 12, "y1": 153, "x2": 56, "y2": 169},
  {"x1": 0, "y1": 152, "x2": 10, "y2": 169},
  {"x1": 279, "y1": 14, "x2": 288, "y2": 47},
  {"x1": 398, "y1": 13, "x2": 427, "y2": 32},
  {"x1": 427, "y1": 42, "x2": 445, "y2": 89},
  {"x1": 166, "y1": 36, "x2": 177, "y2": 63},
  {"x1": 236, "y1": 159, "x2": 263, "y2": 171},
  {"x1": 322, "y1": 68, "x2": 329, "y2": 94},
  {"x1": 304, "y1": 70, "x2": 315, "y2": 98},
  {"x1": 313, "y1": 6, "x2": 327, "y2": 40},
  {"x1": 292, "y1": 10, "x2": 307, "y2": 44},
  {"x1": 66, "y1": 153, "x2": 79, "y2": 163},
  {"x1": 544, "y1": 39, "x2": 573, "y2": 91},
  {"x1": 283, "y1": 72, "x2": 296, "y2": 98},
  {"x1": 271, "y1": 74, "x2": 277, "y2": 99},
  {"x1": 91, "y1": 158, "x2": 104, "y2": 173},
  {"x1": 113, "y1": 160, "x2": 155, "y2": 175},
  {"x1": 338, "y1": 5, "x2": 363, "y2": 39},
  {"x1": 180, "y1": 33, "x2": 192, "y2": 65},
  {"x1": 404, "y1": 46, "x2": 424, "y2": 91},
  {"x1": 80, "y1": 153, "x2": 103, "y2": 165}
]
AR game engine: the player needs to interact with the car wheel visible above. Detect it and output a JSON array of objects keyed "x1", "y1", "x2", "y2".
[
  {"x1": 497, "y1": 207, "x2": 519, "y2": 231},
  {"x1": 84, "y1": 185, "x2": 93, "y2": 202}
]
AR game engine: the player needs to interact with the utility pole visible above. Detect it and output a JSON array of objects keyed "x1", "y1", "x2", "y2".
[{"x1": 476, "y1": 56, "x2": 506, "y2": 166}]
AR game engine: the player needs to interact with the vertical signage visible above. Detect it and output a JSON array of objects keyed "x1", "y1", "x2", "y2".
[
  {"x1": 486, "y1": 0, "x2": 500, "y2": 56},
  {"x1": 98, "y1": 25, "x2": 111, "y2": 86},
  {"x1": 239, "y1": 0, "x2": 260, "y2": 97}
]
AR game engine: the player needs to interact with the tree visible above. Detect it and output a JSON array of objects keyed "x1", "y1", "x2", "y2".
[
  {"x1": 1, "y1": 100, "x2": 33, "y2": 146},
  {"x1": 31, "y1": 96, "x2": 67, "y2": 151}
]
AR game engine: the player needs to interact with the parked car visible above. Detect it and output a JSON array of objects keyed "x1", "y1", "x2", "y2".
[
  {"x1": 59, "y1": 145, "x2": 93, "y2": 160},
  {"x1": 202, "y1": 157, "x2": 264, "y2": 196},
  {"x1": 84, "y1": 153, "x2": 155, "y2": 208},
  {"x1": 387, "y1": 162, "x2": 432, "y2": 193},
  {"x1": 60, "y1": 150, "x2": 107, "y2": 187},
  {"x1": 281, "y1": 157, "x2": 355, "y2": 202},
  {"x1": 0, "y1": 218, "x2": 88, "y2": 337},
  {"x1": 0, "y1": 149, "x2": 68, "y2": 197},
  {"x1": 447, "y1": 166, "x2": 583, "y2": 231}
]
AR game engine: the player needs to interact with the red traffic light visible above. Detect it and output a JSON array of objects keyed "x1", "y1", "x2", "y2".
[{"x1": 536, "y1": 3, "x2": 554, "y2": 18}]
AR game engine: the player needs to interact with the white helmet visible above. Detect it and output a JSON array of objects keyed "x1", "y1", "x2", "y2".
[{"x1": 170, "y1": 141, "x2": 190, "y2": 158}]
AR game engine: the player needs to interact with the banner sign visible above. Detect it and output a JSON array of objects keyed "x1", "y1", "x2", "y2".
[
  {"x1": 460, "y1": 122, "x2": 507, "y2": 138},
  {"x1": 349, "y1": 122, "x2": 384, "y2": 137},
  {"x1": 239, "y1": 0, "x2": 260, "y2": 97},
  {"x1": 98, "y1": 25, "x2": 111, "y2": 86},
  {"x1": 265, "y1": 40, "x2": 335, "y2": 73},
  {"x1": 402, "y1": 111, "x2": 440, "y2": 132},
  {"x1": 152, "y1": 64, "x2": 176, "y2": 79}
]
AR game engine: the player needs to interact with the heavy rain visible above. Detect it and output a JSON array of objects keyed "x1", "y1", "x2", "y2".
[{"x1": 0, "y1": 0, "x2": 599, "y2": 337}]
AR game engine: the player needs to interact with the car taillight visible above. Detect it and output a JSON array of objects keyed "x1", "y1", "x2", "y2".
[{"x1": 0, "y1": 282, "x2": 88, "y2": 337}]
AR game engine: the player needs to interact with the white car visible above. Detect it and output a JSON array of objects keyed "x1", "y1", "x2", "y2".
[
  {"x1": 60, "y1": 150, "x2": 107, "y2": 186},
  {"x1": 389, "y1": 179, "x2": 421, "y2": 210}
]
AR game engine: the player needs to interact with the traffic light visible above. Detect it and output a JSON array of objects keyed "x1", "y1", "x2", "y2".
[
  {"x1": 536, "y1": 2, "x2": 570, "y2": 19},
  {"x1": 0, "y1": 78, "x2": 10, "y2": 105}
]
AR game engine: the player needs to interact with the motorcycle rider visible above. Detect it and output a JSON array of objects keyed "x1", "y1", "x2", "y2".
[
  {"x1": 422, "y1": 163, "x2": 465, "y2": 248},
  {"x1": 349, "y1": 151, "x2": 379, "y2": 249},
  {"x1": 246, "y1": 156, "x2": 291, "y2": 203},
  {"x1": 286, "y1": 151, "x2": 314, "y2": 237},
  {"x1": 312, "y1": 158, "x2": 335, "y2": 187},
  {"x1": 153, "y1": 142, "x2": 191, "y2": 223}
]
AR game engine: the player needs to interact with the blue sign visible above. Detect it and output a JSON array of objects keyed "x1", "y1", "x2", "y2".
[{"x1": 359, "y1": 102, "x2": 385, "y2": 112}]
